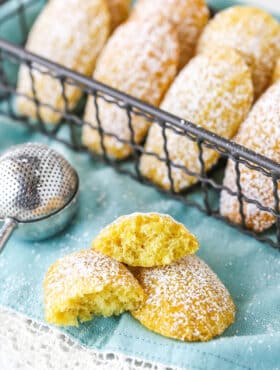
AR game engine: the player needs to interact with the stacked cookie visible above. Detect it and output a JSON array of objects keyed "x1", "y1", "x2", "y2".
[
  {"x1": 220, "y1": 81, "x2": 280, "y2": 232},
  {"x1": 16, "y1": 2, "x2": 280, "y2": 233},
  {"x1": 82, "y1": 16, "x2": 179, "y2": 159},
  {"x1": 16, "y1": 0, "x2": 131, "y2": 124},
  {"x1": 197, "y1": 6, "x2": 280, "y2": 99},
  {"x1": 82, "y1": 0, "x2": 209, "y2": 159},
  {"x1": 198, "y1": 7, "x2": 280, "y2": 233},
  {"x1": 44, "y1": 213, "x2": 235, "y2": 342},
  {"x1": 136, "y1": 5, "x2": 280, "y2": 234},
  {"x1": 140, "y1": 47, "x2": 253, "y2": 191},
  {"x1": 131, "y1": 0, "x2": 209, "y2": 70},
  {"x1": 17, "y1": 0, "x2": 210, "y2": 133}
]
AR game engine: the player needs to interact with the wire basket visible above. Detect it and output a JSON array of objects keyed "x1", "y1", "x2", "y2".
[{"x1": 0, "y1": 0, "x2": 280, "y2": 250}]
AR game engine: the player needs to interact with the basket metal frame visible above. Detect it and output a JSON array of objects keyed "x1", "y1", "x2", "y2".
[{"x1": 0, "y1": 0, "x2": 280, "y2": 250}]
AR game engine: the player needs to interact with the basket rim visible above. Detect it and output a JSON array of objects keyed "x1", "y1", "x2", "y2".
[{"x1": 1, "y1": 37, "x2": 280, "y2": 176}]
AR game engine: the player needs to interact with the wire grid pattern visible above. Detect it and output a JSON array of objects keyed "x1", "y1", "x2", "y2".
[{"x1": 0, "y1": 0, "x2": 280, "y2": 250}]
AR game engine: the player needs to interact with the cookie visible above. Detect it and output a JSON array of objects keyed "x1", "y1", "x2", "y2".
[
  {"x1": 44, "y1": 249, "x2": 144, "y2": 326},
  {"x1": 17, "y1": 0, "x2": 110, "y2": 124},
  {"x1": 82, "y1": 17, "x2": 179, "y2": 159},
  {"x1": 131, "y1": 255, "x2": 235, "y2": 342},
  {"x1": 197, "y1": 6, "x2": 280, "y2": 98},
  {"x1": 220, "y1": 81, "x2": 280, "y2": 233},
  {"x1": 92, "y1": 213, "x2": 199, "y2": 267},
  {"x1": 272, "y1": 58, "x2": 280, "y2": 84},
  {"x1": 132, "y1": 0, "x2": 209, "y2": 69},
  {"x1": 108, "y1": 0, "x2": 130, "y2": 30},
  {"x1": 140, "y1": 48, "x2": 253, "y2": 192}
]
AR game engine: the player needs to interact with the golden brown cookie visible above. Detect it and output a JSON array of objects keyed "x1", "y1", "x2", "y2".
[
  {"x1": 17, "y1": 0, "x2": 110, "y2": 124},
  {"x1": 220, "y1": 81, "x2": 280, "y2": 233},
  {"x1": 140, "y1": 48, "x2": 253, "y2": 192},
  {"x1": 44, "y1": 249, "x2": 144, "y2": 326},
  {"x1": 272, "y1": 58, "x2": 280, "y2": 84},
  {"x1": 107, "y1": 0, "x2": 130, "y2": 30},
  {"x1": 132, "y1": 0, "x2": 209, "y2": 69},
  {"x1": 92, "y1": 213, "x2": 199, "y2": 267},
  {"x1": 82, "y1": 17, "x2": 179, "y2": 159},
  {"x1": 197, "y1": 6, "x2": 280, "y2": 98},
  {"x1": 131, "y1": 255, "x2": 235, "y2": 342}
]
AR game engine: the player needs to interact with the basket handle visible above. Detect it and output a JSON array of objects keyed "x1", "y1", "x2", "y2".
[{"x1": 0, "y1": 218, "x2": 17, "y2": 253}]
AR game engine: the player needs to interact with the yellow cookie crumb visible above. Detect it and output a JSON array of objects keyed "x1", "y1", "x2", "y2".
[
  {"x1": 197, "y1": 6, "x2": 280, "y2": 98},
  {"x1": 131, "y1": 255, "x2": 235, "y2": 342},
  {"x1": 132, "y1": 0, "x2": 209, "y2": 69},
  {"x1": 92, "y1": 213, "x2": 199, "y2": 267},
  {"x1": 17, "y1": 0, "x2": 110, "y2": 124},
  {"x1": 44, "y1": 249, "x2": 144, "y2": 326},
  {"x1": 82, "y1": 17, "x2": 179, "y2": 159},
  {"x1": 140, "y1": 48, "x2": 253, "y2": 192}
]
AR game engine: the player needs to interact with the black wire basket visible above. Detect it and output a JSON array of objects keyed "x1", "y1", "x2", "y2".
[{"x1": 0, "y1": 0, "x2": 280, "y2": 250}]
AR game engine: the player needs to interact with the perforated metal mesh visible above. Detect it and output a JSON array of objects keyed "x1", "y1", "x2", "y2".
[{"x1": 0, "y1": 143, "x2": 78, "y2": 222}]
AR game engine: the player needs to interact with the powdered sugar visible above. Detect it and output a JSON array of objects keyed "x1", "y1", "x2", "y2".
[
  {"x1": 133, "y1": 0, "x2": 209, "y2": 69},
  {"x1": 17, "y1": 0, "x2": 110, "y2": 123},
  {"x1": 44, "y1": 249, "x2": 137, "y2": 311},
  {"x1": 140, "y1": 48, "x2": 253, "y2": 191},
  {"x1": 221, "y1": 80, "x2": 280, "y2": 232},
  {"x1": 95, "y1": 17, "x2": 179, "y2": 108},
  {"x1": 132, "y1": 255, "x2": 235, "y2": 341},
  {"x1": 197, "y1": 6, "x2": 280, "y2": 98},
  {"x1": 82, "y1": 16, "x2": 179, "y2": 159}
]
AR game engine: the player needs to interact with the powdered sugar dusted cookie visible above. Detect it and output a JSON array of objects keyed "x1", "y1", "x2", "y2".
[
  {"x1": 220, "y1": 81, "x2": 280, "y2": 233},
  {"x1": 197, "y1": 6, "x2": 280, "y2": 98},
  {"x1": 92, "y1": 213, "x2": 198, "y2": 267},
  {"x1": 132, "y1": 0, "x2": 209, "y2": 69},
  {"x1": 82, "y1": 17, "x2": 179, "y2": 159},
  {"x1": 44, "y1": 249, "x2": 144, "y2": 326},
  {"x1": 131, "y1": 255, "x2": 235, "y2": 342},
  {"x1": 140, "y1": 48, "x2": 253, "y2": 192},
  {"x1": 17, "y1": 0, "x2": 110, "y2": 124}
]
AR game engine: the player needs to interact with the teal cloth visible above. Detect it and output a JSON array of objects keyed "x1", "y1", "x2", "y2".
[{"x1": 0, "y1": 1, "x2": 280, "y2": 370}]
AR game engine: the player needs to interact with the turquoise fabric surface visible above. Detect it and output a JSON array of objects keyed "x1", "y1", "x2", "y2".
[
  {"x1": 1, "y1": 118, "x2": 280, "y2": 370},
  {"x1": 0, "y1": 1, "x2": 280, "y2": 370}
]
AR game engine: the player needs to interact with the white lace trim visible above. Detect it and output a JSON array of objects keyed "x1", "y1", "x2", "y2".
[{"x1": 0, "y1": 306, "x2": 183, "y2": 370}]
